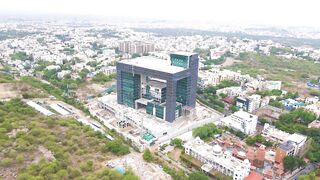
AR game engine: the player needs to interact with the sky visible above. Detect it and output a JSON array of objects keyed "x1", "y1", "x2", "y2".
[{"x1": 0, "y1": 0, "x2": 319, "y2": 27}]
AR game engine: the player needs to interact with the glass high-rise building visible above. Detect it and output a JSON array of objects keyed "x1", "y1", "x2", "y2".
[{"x1": 116, "y1": 52, "x2": 199, "y2": 122}]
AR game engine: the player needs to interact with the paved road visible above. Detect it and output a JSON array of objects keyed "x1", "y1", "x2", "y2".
[{"x1": 287, "y1": 163, "x2": 317, "y2": 180}]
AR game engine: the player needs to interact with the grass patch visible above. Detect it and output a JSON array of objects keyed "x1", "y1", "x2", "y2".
[{"x1": 226, "y1": 52, "x2": 320, "y2": 85}]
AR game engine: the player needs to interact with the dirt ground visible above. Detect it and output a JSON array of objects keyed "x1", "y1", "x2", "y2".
[
  {"x1": 105, "y1": 152, "x2": 171, "y2": 180},
  {"x1": 0, "y1": 83, "x2": 20, "y2": 100},
  {"x1": 0, "y1": 82, "x2": 48, "y2": 100},
  {"x1": 76, "y1": 81, "x2": 115, "y2": 100},
  {"x1": 168, "y1": 148, "x2": 182, "y2": 161},
  {"x1": 220, "y1": 57, "x2": 241, "y2": 67},
  {"x1": 283, "y1": 81, "x2": 310, "y2": 98}
]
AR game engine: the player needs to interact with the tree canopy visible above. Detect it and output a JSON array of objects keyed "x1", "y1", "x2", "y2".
[
  {"x1": 283, "y1": 156, "x2": 306, "y2": 172},
  {"x1": 193, "y1": 123, "x2": 222, "y2": 141}
]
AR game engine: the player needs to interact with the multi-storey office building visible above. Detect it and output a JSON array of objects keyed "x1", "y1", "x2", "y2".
[{"x1": 116, "y1": 52, "x2": 199, "y2": 122}]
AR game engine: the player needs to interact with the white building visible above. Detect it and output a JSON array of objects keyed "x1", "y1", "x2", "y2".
[
  {"x1": 236, "y1": 94, "x2": 261, "y2": 113},
  {"x1": 184, "y1": 137, "x2": 251, "y2": 180},
  {"x1": 100, "y1": 66, "x2": 116, "y2": 76},
  {"x1": 285, "y1": 133, "x2": 307, "y2": 156},
  {"x1": 305, "y1": 96, "x2": 319, "y2": 105},
  {"x1": 304, "y1": 102, "x2": 320, "y2": 118},
  {"x1": 262, "y1": 81, "x2": 282, "y2": 90},
  {"x1": 198, "y1": 69, "x2": 243, "y2": 87},
  {"x1": 221, "y1": 110, "x2": 257, "y2": 135},
  {"x1": 262, "y1": 123, "x2": 291, "y2": 143},
  {"x1": 216, "y1": 87, "x2": 247, "y2": 97},
  {"x1": 263, "y1": 123, "x2": 308, "y2": 156},
  {"x1": 247, "y1": 94, "x2": 261, "y2": 112}
]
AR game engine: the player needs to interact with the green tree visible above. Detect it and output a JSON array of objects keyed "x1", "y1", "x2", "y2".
[
  {"x1": 245, "y1": 135, "x2": 273, "y2": 147},
  {"x1": 284, "y1": 156, "x2": 306, "y2": 172},
  {"x1": 193, "y1": 123, "x2": 222, "y2": 141},
  {"x1": 170, "y1": 138, "x2": 183, "y2": 149},
  {"x1": 104, "y1": 140, "x2": 130, "y2": 155},
  {"x1": 143, "y1": 148, "x2": 153, "y2": 162}
]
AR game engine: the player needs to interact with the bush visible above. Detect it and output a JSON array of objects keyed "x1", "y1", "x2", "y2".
[
  {"x1": 92, "y1": 72, "x2": 115, "y2": 84},
  {"x1": 189, "y1": 171, "x2": 208, "y2": 180},
  {"x1": 67, "y1": 167, "x2": 82, "y2": 179},
  {"x1": 170, "y1": 138, "x2": 183, "y2": 149},
  {"x1": 16, "y1": 154, "x2": 25, "y2": 163},
  {"x1": 104, "y1": 140, "x2": 130, "y2": 155},
  {"x1": 80, "y1": 161, "x2": 94, "y2": 172},
  {"x1": 245, "y1": 135, "x2": 273, "y2": 147},
  {"x1": 143, "y1": 149, "x2": 153, "y2": 162},
  {"x1": 0, "y1": 158, "x2": 13, "y2": 166}
]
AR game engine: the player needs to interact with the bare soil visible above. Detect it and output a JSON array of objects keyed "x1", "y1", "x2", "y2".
[
  {"x1": 168, "y1": 148, "x2": 182, "y2": 161},
  {"x1": 0, "y1": 83, "x2": 20, "y2": 100},
  {"x1": 220, "y1": 57, "x2": 241, "y2": 67}
]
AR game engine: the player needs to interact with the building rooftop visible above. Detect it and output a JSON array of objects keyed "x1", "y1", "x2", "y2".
[
  {"x1": 245, "y1": 172, "x2": 263, "y2": 180},
  {"x1": 172, "y1": 51, "x2": 197, "y2": 56},
  {"x1": 279, "y1": 141, "x2": 295, "y2": 151},
  {"x1": 285, "y1": 133, "x2": 307, "y2": 145},
  {"x1": 26, "y1": 101, "x2": 54, "y2": 116},
  {"x1": 262, "y1": 123, "x2": 291, "y2": 142},
  {"x1": 184, "y1": 137, "x2": 250, "y2": 171},
  {"x1": 119, "y1": 56, "x2": 185, "y2": 74},
  {"x1": 232, "y1": 110, "x2": 258, "y2": 122}
]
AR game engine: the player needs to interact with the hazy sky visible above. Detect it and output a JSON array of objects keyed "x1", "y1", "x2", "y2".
[{"x1": 1, "y1": 0, "x2": 319, "y2": 27}]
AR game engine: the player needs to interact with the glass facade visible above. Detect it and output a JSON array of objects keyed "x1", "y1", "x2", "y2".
[
  {"x1": 155, "y1": 104, "x2": 165, "y2": 119},
  {"x1": 117, "y1": 52, "x2": 199, "y2": 122},
  {"x1": 161, "y1": 87, "x2": 166, "y2": 103},
  {"x1": 175, "y1": 104, "x2": 182, "y2": 118},
  {"x1": 176, "y1": 77, "x2": 190, "y2": 105},
  {"x1": 146, "y1": 102, "x2": 154, "y2": 115},
  {"x1": 121, "y1": 71, "x2": 140, "y2": 108},
  {"x1": 170, "y1": 54, "x2": 189, "y2": 69}
]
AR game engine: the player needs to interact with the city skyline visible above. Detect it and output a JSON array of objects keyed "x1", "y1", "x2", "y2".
[{"x1": 1, "y1": 0, "x2": 320, "y2": 27}]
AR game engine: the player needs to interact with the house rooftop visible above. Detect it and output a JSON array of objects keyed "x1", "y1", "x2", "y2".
[{"x1": 245, "y1": 172, "x2": 263, "y2": 180}]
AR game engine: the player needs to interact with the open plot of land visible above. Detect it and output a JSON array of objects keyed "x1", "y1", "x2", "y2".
[
  {"x1": 225, "y1": 53, "x2": 320, "y2": 97},
  {"x1": 76, "y1": 81, "x2": 115, "y2": 101},
  {"x1": 220, "y1": 57, "x2": 241, "y2": 67},
  {"x1": 168, "y1": 148, "x2": 182, "y2": 162},
  {"x1": 0, "y1": 83, "x2": 20, "y2": 100},
  {"x1": 0, "y1": 82, "x2": 48, "y2": 100}
]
